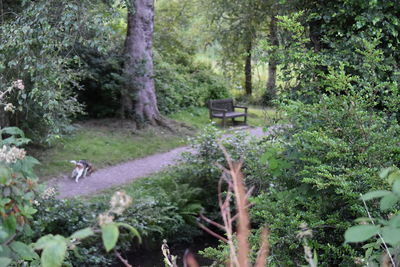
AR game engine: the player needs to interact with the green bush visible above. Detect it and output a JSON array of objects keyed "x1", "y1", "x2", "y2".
[
  {"x1": 76, "y1": 46, "x2": 124, "y2": 118},
  {"x1": 0, "y1": 0, "x2": 111, "y2": 144},
  {"x1": 251, "y1": 95, "x2": 400, "y2": 265},
  {"x1": 27, "y1": 170, "x2": 204, "y2": 266},
  {"x1": 0, "y1": 127, "x2": 41, "y2": 266},
  {"x1": 154, "y1": 55, "x2": 229, "y2": 114}
]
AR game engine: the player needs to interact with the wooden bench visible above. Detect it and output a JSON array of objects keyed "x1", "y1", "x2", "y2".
[{"x1": 208, "y1": 98, "x2": 248, "y2": 127}]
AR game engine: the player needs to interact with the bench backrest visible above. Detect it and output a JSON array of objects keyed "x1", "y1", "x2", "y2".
[{"x1": 208, "y1": 98, "x2": 234, "y2": 112}]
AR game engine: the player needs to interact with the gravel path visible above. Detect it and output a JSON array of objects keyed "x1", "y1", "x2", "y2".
[{"x1": 50, "y1": 127, "x2": 268, "y2": 198}]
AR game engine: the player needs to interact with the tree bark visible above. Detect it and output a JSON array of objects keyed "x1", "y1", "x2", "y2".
[
  {"x1": 266, "y1": 15, "x2": 278, "y2": 102},
  {"x1": 122, "y1": 0, "x2": 161, "y2": 125},
  {"x1": 309, "y1": 19, "x2": 322, "y2": 52},
  {"x1": 244, "y1": 40, "x2": 252, "y2": 96}
]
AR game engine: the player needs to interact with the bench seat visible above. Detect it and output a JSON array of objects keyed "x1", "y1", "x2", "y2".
[{"x1": 211, "y1": 111, "x2": 246, "y2": 118}]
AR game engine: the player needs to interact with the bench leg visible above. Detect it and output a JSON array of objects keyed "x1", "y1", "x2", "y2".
[
  {"x1": 231, "y1": 118, "x2": 235, "y2": 125},
  {"x1": 244, "y1": 115, "x2": 247, "y2": 124},
  {"x1": 222, "y1": 117, "x2": 226, "y2": 128}
]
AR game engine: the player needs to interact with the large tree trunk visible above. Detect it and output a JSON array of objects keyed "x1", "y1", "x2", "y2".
[
  {"x1": 244, "y1": 40, "x2": 252, "y2": 96},
  {"x1": 266, "y1": 15, "x2": 278, "y2": 103},
  {"x1": 122, "y1": 0, "x2": 161, "y2": 125}
]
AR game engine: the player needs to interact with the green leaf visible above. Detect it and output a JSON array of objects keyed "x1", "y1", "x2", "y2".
[
  {"x1": 0, "y1": 166, "x2": 11, "y2": 185},
  {"x1": 0, "y1": 127, "x2": 25, "y2": 138},
  {"x1": 269, "y1": 158, "x2": 279, "y2": 170},
  {"x1": 20, "y1": 205, "x2": 37, "y2": 217},
  {"x1": 41, "y1": 237, "x2": 67, "y2": 267},
  {"x1": 10, "y1": 241, "x2": 38, "y2": 261},
  {"x1": 34, "y1": 235, "x2": 54, "y2": 250},
  {"x1": 393, "y1": 179, "x2": 400, "y2": 194},
  {"x1": 388, "y1": 171, "x2": 400, "y2": 185},
  {"x1": 344, "y1": 224, "x2": 379, "y2": 243},
  {"x1": 0, "y1": 245, "x2": 11, "y2": 258},
  {"x1": 379, "y1": 167, "x2": 394, "y2": 179},
  {"x1": 260, "y1": 151, "x2": 274, "y2": 163},
  {"x1": 116, "y1": 223, "x2": 142, "y2": 243},
  {"x1": 313, "y1": 249, "x2": 318, "y2": 265},
  {"x1": 361, "y1": 190, "x2": 391, "y2": 201},
  {"x1": 0, "y1": 257, "x2": 12, "y2": 267},
  {"x1": 380, "y1": 194, "x2": 398, "y2": 211},
  {"x1": 381, "y1": 227, "x2": 400, "y2": 246},
  {"x1": 70, "y1": 228, "x2": 94, "y2": 240},
  {"x1": 101, "y1": 223, "x2": 119, "y2": 252},
  {"x1": 0, "y1": 228, "x2": 9, "y2": 243},
  {"x1": 3, "y1": 215, "x2": 17, "y2": 235},
  {"x1": 389, "y1": 214, "x2": 400, "y2": 227}
]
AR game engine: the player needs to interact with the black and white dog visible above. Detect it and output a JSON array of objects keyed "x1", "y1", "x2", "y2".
[{"x1": 70, "y1": 160, "x2": 94, "y2": 183}]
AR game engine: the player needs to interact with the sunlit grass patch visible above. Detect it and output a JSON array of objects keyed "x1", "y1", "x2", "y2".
[{"x1": 168, "y1": 107, "x2": 212, "y2": 129}]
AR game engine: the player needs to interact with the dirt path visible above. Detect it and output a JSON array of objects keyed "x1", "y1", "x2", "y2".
[{"x1": 51, "y1": 127, "x2": 268, "y2": 198}]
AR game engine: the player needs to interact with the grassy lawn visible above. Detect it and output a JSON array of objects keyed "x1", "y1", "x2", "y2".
[
  {"x1": 168, "y1": 106, "x2": 277, "y2": 129},
  {"x1": 30, "y1": 121, "x2": 186, "y2": 181}
]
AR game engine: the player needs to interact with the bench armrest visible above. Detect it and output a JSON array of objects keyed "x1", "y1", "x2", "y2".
[
  {"x1": 209, "y1": 107, "x2": 227, "y2": 119},
  {"x1": 234, "y1": 106, "x2": 248, "y2": 113}
]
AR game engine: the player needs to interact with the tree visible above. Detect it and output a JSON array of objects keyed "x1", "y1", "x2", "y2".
[
  {"x1": 122, "y1": 0, "x2": 162, "y2": 126},
  {"x1": 202, "y1": 0, "x2": 267, "y2": 96},
  {"x1": 0, "y1": 0, "x2": 110, "y2": 143},
  {"x1": 265, "y1": 14, "x2": 278, "y2": 104}
]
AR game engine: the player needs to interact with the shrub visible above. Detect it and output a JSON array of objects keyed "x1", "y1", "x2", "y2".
[
  {"x1": 0, "y1": 127, "x2": 41, "y2": 266},
  {"x1": 27, "y1": 170, "x2": 205, "y2": 266},
  {"x1": 0, "y1": 0, "x2": 111, "y2": 143},
  {"x1": 250, "y1": 94, "x2": 400, "y2": 265},
  {"x1": 154, "y1": 57, "x2": 229, "y2": 114}
]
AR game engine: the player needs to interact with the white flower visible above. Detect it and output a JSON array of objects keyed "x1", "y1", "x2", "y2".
[
  {"x1": 0, "y1": 145, "x2": 26, "y2": 163},
  {"x1": 110, "y1": 191, "x2": 132, "y2": 215},
  {"x1": 4, "y1": 103, "x2": 15, "y2": 113},
  {"x1": 12, "y1": 79, "x2": 24, "y2": 90},
  {"x1": 41, "y1": 187, "x2": 57, "y2": 199},
  {"x1": 98, "y1": 212, "x2": 114, "y2": 225}
]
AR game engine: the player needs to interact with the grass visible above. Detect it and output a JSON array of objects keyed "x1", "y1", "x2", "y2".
[
  {"x1": 30, "y1": 121, "x2": 186, "y2": 181},
  {"x1": 168, "y1": 106, "x2": 277, "y2": 129}
]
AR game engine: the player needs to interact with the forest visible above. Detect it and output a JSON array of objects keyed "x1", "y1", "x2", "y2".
[{"x1": 1, "y1": 0, "x2": 400, "y2": 266}]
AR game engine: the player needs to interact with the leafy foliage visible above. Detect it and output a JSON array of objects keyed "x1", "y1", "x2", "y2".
[
  {"x1": 0, "y1": 0, "x2": 112, "y2": 143},
  {"x1": 0, "y1": 128, "x2": 41, "y2": 266},
  {"x1": 154, "y1": 57, "x2": 229, "y2": 114},
  {"x1": 345, "y1": 167, "x2": 400, "y2": 265},
  {"x1": 240, "y1": 5, "x2": 400, "y2": 264},
  {"x1": 273, "y1": 2, "x2": 400, "y2": 110}
]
